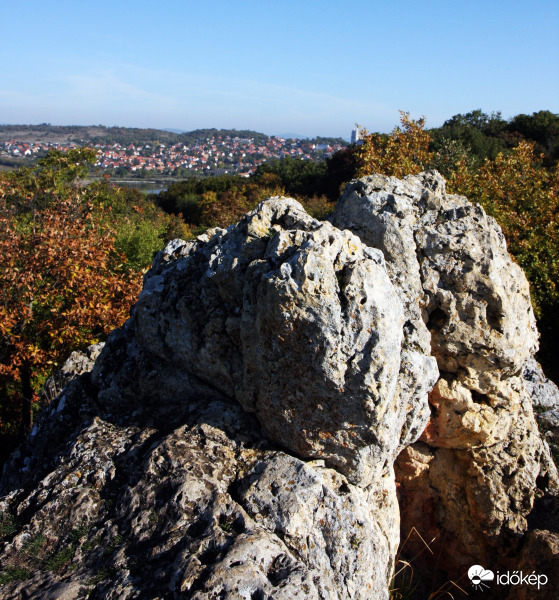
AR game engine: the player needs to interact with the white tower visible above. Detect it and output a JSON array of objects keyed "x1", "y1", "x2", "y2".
[{"x1": 351, "y1": 129, "x2": 362, "y2": 144}]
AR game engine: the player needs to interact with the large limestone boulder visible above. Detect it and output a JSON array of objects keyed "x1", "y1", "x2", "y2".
[
  {"x1": 0, "y1": 196, "x2": 436, "y2": 599},
  {"x1": 92, "y1": 197, "x2": 437, "y2": 488}
]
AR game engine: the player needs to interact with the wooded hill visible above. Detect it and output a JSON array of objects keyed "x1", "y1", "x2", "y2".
[{"x1": 0, "y1": 124, "x2": 347, "y2": 147}]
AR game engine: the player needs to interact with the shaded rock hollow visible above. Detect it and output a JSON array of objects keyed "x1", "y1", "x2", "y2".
[{"x1": 0, "y1": 172, "x2": 557, "y2": 599}]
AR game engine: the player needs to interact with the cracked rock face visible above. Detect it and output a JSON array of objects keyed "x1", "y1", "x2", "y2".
[{"x1": 332, "y1": 172, "x2": 558, "y2": 581}]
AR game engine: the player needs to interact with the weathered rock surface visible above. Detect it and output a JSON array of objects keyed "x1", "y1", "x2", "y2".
[
  {"x1": 332, "y1": 172, "x2": 559, "y2": 591},
  {"x1": 40, "y1": 342, "x2": 105, "y2": 406},
  {"x1": 524, "y1": 357, "x2": 559, "y2": 461},
  {"x1": 0, "y1": 394, "x2": 398, "y2": 599},
  {"x1": 1, "y1": 195, "x2": 436, "y2": 599},
  {"x1": 1, "y1": 174, "x2": 557, "y2": 599}
]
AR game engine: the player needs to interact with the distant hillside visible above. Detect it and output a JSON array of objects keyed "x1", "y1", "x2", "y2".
[
  {"x1": 0, "y1": 124, "x2": 272, "y2": 146},
  {"x1": 0, "y1": 124, "x2": 107, "y2": 144}
]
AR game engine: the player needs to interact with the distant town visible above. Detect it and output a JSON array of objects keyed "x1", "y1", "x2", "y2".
[{"x1": 0, "y1": 128, "x2": 349, "y2": 178}]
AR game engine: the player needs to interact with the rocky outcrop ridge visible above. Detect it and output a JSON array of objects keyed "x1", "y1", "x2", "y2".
[
  {"x1": 1, "y1": 173, "x2": 557, "y2": 599},
  {"x1": 332, "y1": 172, "x2": 559, "y2": 593}
]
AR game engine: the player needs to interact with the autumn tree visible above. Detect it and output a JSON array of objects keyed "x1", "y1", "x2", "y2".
[
  {"x1": 88, "y1": 180, "x2": 192, "y2": 270},
  {"x1": 0, "y1": 156, "x2": 143, "y2": 448},
  {"x1": 198, "y1": 176, "x2": 286, "y2": 229},
  {"x1": 0, "y1": 196, "x2": 141, "y2": 440},
  {"x1": 356, "y1": 112, "x2": 433, "y2": 178},
  {"x1": 2, "y1": 148, "x2": 98, "y2": 216}
]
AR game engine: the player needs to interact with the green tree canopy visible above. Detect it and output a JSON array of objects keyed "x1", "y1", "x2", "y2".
[{"x1": 254, "y1": 156, "x2": 327, "y2": 197}]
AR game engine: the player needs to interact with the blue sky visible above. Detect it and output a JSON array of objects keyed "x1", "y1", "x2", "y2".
[{"x1": 1, "y1": 0, "x2": 558, "y2": 138}]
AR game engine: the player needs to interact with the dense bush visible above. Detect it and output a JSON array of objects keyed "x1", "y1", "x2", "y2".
[
  {"x1": 446, "y1": 142, "x2": 559, "y2": 377},
  {"x1": 254, "y1": 156, "x2": 327, "y2": 197},
  {"x1": 0, "y1": 151, "x2": 189, "y2": 459},
  {"x1": 153, "y1": 170, "x2": 332, "y2": 230},
  {"x1": 356, "y1": 112, "x2": 432, "y2": 178}
]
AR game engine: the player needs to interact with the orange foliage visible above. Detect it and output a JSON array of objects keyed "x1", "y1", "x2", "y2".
[
  {"x1": 299, "y1": 195, "x2": 334, "y2": 220},
  {"x1": 446, "y1": 141, "x2": 559, "y2": 320},
  {"x1": 356, "y1": 112, "x2": 433, "y2": 178},
  {"x1": 198, "y1": 180, "x2": 286, "y2": 228},
  {"x1": 0, "y1": 192, "x2": 141, "y2": 435}
]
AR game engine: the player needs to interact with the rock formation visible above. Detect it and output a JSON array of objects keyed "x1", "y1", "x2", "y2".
[
  {"x1": 523, "y1": 358, "x2": 559, "y2": 463},
  {"x1": 332, "y1": 172, "x2": 559, "y2": 596},
  {"x1": 1, "y1": 173, "x2": 557, "y2": 599}
]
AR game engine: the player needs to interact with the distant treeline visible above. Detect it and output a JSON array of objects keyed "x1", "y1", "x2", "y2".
[
  {"x1": 90, "y1": 127, "x2": 271, "y2": 146},
  {"x1": 0, "y1": 123, "x2": 87, "y2": 135},
  {"x1": 1, "y1": 111, "x2": 556, "y2": 162},
  {"x1": 0, "y1": 124, "x2": 269, "y2": 145},
  {"x1": 0, "y1": 123, "x2": 347, "y2": 148},
  {"x1": 428, "y1": 109, "x2": 559, "y2": 166}
]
